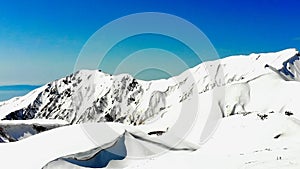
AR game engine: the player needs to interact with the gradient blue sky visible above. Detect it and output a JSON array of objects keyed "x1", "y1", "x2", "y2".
[{"x1": 0, "y1": 0, "x2": 299, "y2": 85}]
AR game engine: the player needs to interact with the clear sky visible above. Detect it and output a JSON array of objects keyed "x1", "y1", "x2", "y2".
[{"x1": 0, "y1": 0, "x2": 299, "y2": 85}]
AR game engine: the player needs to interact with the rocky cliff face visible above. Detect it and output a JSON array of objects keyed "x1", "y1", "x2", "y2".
[{"x1": 1, "y1": 70, "x2": 170, "y2": 125}]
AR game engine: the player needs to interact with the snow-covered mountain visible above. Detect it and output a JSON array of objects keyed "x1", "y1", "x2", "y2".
[
  {"x1": 1, "y1": 48, "x2": 300, "y2": 169},
  {"x1": 1, "y1": 49, "x2": 299, "y2": 124}
]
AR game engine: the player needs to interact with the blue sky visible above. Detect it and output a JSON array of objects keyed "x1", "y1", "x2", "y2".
[{"x1": 0, "y1": 0, "x2": 299, "y2": 85}]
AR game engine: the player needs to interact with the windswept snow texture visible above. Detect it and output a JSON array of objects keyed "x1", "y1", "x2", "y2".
[
  {"x1": 43, "y1": 126, "x2": 198, "y2": 169},
  {"x1": 1, "y1": 49, "x2": 300, "y2": 169},
  {"x1": 63, "y1": 135, "x2": 126, "y2": 168},
  {"x1": 45, "y1": 134, "x2": 127, "y2": 168}
]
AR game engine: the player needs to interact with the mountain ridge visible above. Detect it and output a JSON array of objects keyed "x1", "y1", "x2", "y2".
[
  {"x1": 2, "y1": 49, "x2": 300, "y2": 168},
  {"x1": 0, "y1": 48, "x2": 299, "y2": 127}
]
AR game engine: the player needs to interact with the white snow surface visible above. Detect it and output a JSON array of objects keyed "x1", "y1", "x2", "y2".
[{"x1": 0, "y1": 48, "x2": 300, "y2": 168}]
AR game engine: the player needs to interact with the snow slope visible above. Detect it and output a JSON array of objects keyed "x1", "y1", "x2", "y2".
[
  {"x1": 2, "y1": 111, "x2": 297, "y2": 169},
  {"x1": 0, "y1": 49, "x2": 300, "y2": 168}
]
